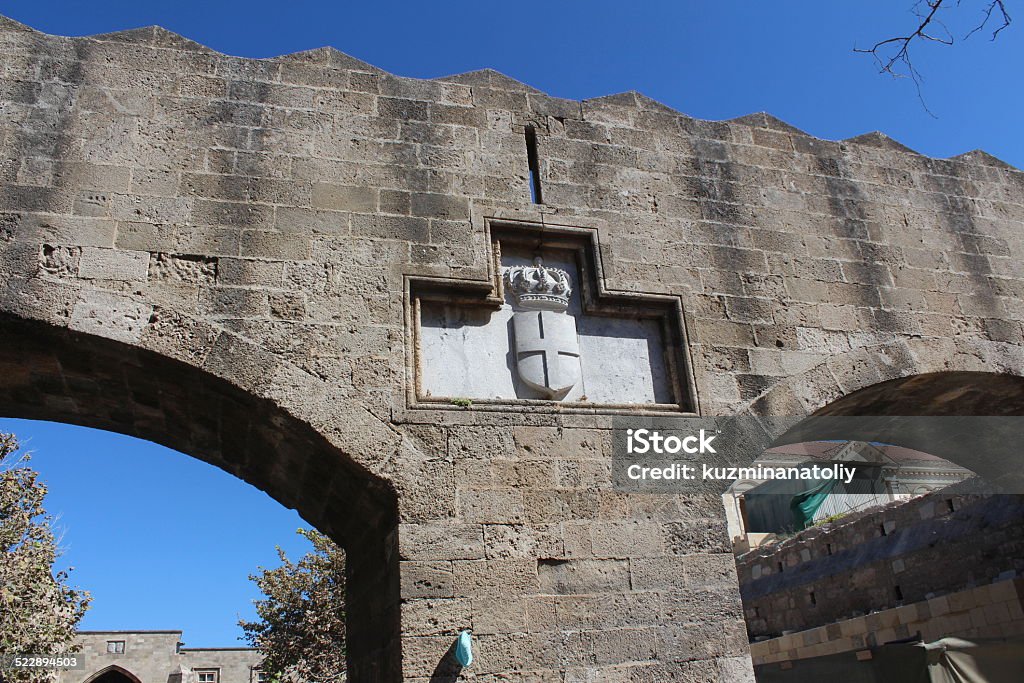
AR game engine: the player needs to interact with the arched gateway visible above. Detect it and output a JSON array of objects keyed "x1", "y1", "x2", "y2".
[
  {"x1": 0, "y1": 316, "x2": 402, "y2": 681},
  {"x1": 84, "y1": 666, "x2": 142, "y2": 683},
  {"x1": 1, "y1": 14, "x2": 1022, "y2": 681}
]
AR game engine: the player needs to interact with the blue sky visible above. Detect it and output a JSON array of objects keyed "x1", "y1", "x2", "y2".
[
  {"x1": 0, "y1": 418, "x2": 314, "y2": 647},
  {"x1": 1, "y1": 0, "x2": 1021, "y2": 648}
]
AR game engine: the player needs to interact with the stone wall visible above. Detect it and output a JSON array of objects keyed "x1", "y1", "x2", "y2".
[
  {"x1": 180, "y1": 649, "x2": 265, "y2": 683},
  {"x1": 62, "y1": 632, "x2": 184, "y2": 683},
  {"x1": 1, "y1": 12, "x2": 1023, "y2": 682},
  {"x1": 60, "y1": 631, "x2": 263, "y2": 683},
  {"x1": 737, "y1": 488, "x2": 1024, "y2": 638},
  {"x1": 750, "y1": 578, "x2": 1024, "y2": 665}
]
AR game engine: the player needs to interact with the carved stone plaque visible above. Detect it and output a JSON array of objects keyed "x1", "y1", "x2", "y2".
[{"x1": 416, "y1": 229, "x2": 689, "y2": 409}]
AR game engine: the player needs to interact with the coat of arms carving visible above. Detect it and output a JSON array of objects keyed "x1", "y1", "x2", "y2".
[{"x1": 504, "y1": 257, "x2": 581, "y2": 399}]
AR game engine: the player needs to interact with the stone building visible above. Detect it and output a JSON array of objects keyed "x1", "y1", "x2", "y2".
[
  {"x1": 736, "y1": 487, "x2": 1024, "y2": 672},
  {"x1": 723, "y1": 440, "x2": 974, "y2": 550},
  {"x1": 1, "y1": 11, "x2": 1023, "y2": 682},
  {"x1": 58, "y1": 631, "x2": 263, "y2": 683}
]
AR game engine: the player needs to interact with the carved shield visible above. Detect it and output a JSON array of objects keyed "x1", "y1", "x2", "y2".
[{"x1": 512, "y1": 309, "x2": 581, "y2": 398}]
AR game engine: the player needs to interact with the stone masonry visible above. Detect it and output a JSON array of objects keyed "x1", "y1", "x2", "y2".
[
  {"x1": 60, "y1": 631, "x2": 263, "y2": 683},
  {"x1": 737, "y1": 486, "x2": 1024, "y2": 638},
  {"x1": 751, "y1": 579, "x2": 1024, "y2": 667},
  {"x1": 1, "y1": 13, "x2": 1023, "y2": 682}
]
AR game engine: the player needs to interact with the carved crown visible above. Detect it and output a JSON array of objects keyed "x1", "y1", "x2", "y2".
[{"x1": 504, "y1": 257, "x2": 573, "y2": 311}]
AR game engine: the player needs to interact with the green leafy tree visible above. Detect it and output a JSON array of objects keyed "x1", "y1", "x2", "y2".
[
  {"x1": 0, "y1": 433, "x2": 91, "y2": 683},
  {"x1": 240, "y1": 529, "x2": 347, "y2": 683}
]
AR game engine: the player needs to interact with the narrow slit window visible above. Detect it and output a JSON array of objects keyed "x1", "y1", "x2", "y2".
[{"x1": 525, "y1": 126, "x2": 543, "y2": 204}]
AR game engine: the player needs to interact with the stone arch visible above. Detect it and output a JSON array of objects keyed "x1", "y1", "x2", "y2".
[
  {"x1": 746, "y1": 337, "x2": 1024, "y2": 418},
  {"x1": 807, "y1": 371, "x2": 1024, "y2": 417},
  {"x1": 0, "y1": 310, "x2": 402, "y2": 683},
  {"x1": 82, "y1": 665, "x2": 142, "y2": 683},
  {"x1": 747, "y1": 340, "x2": 1024, "y2": 491}
]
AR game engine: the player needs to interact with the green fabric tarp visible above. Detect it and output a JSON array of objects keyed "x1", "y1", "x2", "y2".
[
  {"x1": 754, "y1": 637, "x2": 1024, "y2": 683},
  {"x1": 789, "y1": 477, "x2": 839, "y2": 531},
  {"x1": 742, "y1": 464, "x2": 885, "y2": 534}
]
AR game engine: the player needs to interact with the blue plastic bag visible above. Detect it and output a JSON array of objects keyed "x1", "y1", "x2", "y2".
[{"x1": 454, "y1": 629, "x2": 473, "y2": 667}]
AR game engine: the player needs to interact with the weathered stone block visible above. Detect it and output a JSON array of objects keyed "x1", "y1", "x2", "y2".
[
  {"x1": 401, "y1": 523, "x2": 485, "y2": 561},
  {"x1": 312, "y1": 183, "x2": 377, "y2": 212},
  {"x1": 538, "y1": 558, "x2": 629, "y2": 594},
  {"x1": 240, "y1": 230, "x2": 311, "y2": 259},
  {"x1": 401, "y1": 598, "x2": 472, "y2": 636},
  {"x1": 400, "y1": 560, "x2": 455, "y2": 599},
  {"x1": 148, "y1": 252, "x2": 216, "y2": 284},
  {"x1": 454, "y1": 558, "x2": 538, "y2": 597},
  {"x1": 69, "y1": 289, "x2": 152, "y2": 343},
  {"x1": 77, "y1": 246, "x2": 149, "y2": 281}
]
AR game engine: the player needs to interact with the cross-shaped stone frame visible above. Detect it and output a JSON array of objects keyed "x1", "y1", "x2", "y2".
[{"x1": 405, "y1": 217, "x2": 699, "y2": 414}]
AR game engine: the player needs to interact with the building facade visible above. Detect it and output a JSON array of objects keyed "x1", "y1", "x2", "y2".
[
  {"x1": 59, "y1": 631, "x2": 263, "y2": 683},
  {"x1": 723, "y1": 440, "x2": 974, "y2": 551}
]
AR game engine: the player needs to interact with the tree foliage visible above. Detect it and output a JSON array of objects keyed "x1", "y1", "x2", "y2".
[
  {"x1": 0, "y1": 433, "x2": 90, "y2": 683},
  {"x1": 240, "y1": 529, "x2": 347, "y2": 683}
]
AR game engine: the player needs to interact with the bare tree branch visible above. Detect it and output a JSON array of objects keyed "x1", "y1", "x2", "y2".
[
  {"x1": 855, "y1": 0, "x2": 1013, "y2": 114},
  {"x1": 964, "y1": 0, "x2": 1012, "y2": 39},
  {"x1": 855, "y1": 1, "x2": 949, "y2": 80}
]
